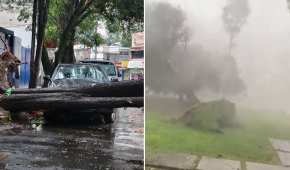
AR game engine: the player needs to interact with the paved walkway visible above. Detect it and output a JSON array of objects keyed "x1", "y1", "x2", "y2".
[
  {"x1": 146, "y1": 138, "x2": 290, "y2": 170},
  {"x1": 270, "y1": 138, "x2": 290, "y2": 167},
  {"x1": 147, "y1": 154, "x2": 290, "y2": 170}
]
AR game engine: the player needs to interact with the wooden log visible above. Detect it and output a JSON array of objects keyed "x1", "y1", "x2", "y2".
[
  {"x1": 0, "y1": 97, "x2": 143, "y2": 112},
  {"x1": 12, "y1": 80, "x2": 143, "y2": 97},
  {"x1": 1, "y1": 93, "x2": 85, "y2": 101}
]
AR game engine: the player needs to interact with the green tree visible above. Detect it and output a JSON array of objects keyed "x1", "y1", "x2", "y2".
[
  {"x1": 51, "y1": 0, "x2": 143, "y2": 69},
  {"x1": 146, "y1": 2, "x2": 188, "y2": 93},
  {"x1": 29, "y1": 0, "x2": 50, "y2": 88},
  {"x1": 2, "y1": 0, "x2": 143, "y2": 87},
  {"x1": 222, "y1": 0, "x2": 250, "y2": 56},
  {"x1": 146, "y1": 2, "x2": 245, "y2": 98}
]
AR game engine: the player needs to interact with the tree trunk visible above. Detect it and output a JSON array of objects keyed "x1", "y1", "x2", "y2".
[
  {"x1": 0, "y1": 97, "x2": 143, "y2": 112},
  {"x1": 0, "y1": 80, "x2": 144, "y2": 112},
  {"x1": 12, "y1": 80, "x2": 144, "y2": 97},
  {"x1": 228, "y1": 35, "x2": 234, "y2": 57},
  {"x1": 28, "y1": 0, "x2": 37, "y2": 88},
  {"x1": 29, "y1": 0, "x2": 49, "y2": 88},
  {"x1": 54, "y1": 28, "x2": 76, "y2": 69},
  {"x1": 53, "y1": 0, "x2": 79, "y2": 70},
  {"x1": 41, "y1": 46, "x2": 53, "y2": 76},
  {"x1": 41, "y1": 45, "x2": 54, "y2": 87}
]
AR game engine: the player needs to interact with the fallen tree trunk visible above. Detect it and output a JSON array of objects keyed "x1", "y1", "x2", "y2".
[
  {"x1": 13, "y1": 80, "x2": 143, "y2": 97},
  {"x1": 0, "y1": 97, "x2": 143, "y2": 112},
  {"x1": 0, "y1": 80, "x2": 144, "y2": 112},
  {"x1": 1, "y1": 93, "x2": 86, "y2": 101}
]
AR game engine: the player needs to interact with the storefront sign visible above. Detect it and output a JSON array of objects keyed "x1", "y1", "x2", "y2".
[{"x1": 128, "y1": 60, "x2": 144, "y2": 68}]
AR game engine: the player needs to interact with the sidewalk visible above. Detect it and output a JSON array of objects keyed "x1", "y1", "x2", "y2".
[
  {"x1": 146, "y1": 138, "x2": 290, "y2": 170},
  {"x1": 270, "y1": 138, "x2": 290, "y2": 167},
  {"x1": 146, "y1": 153, "x2": 290, "y2": 170}
]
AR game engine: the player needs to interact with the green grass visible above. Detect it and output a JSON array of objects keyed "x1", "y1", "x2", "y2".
[{"x1": 146, "y1": 108, "x2": 290, "y2": 164}]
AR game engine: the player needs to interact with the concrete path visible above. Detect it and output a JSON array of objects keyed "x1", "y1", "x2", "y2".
[
  {"x1": 270, "y1": 138, "x2": 290, "y2": 166},
  {"x1": 146, "y1": 153, "x2": 290, "y2": 170},
  {"x1": 146, "y1": 153, "x2": 198, "y2": 170},
  {"x1": 277, "y1": 151, "x2": 290, "y2": 166},
  {"x1": 270, "y1": 139, "x2": 290, "y2": 153},
  {"x1": 246, "y1": 162, "x2": 290, "y2": 170},
  {"x1": 146, "y1": 138, "x2": 290, "y2": 169},
  {"x1": 196, "y1": 156, "x2": 240, "y2": 170}
]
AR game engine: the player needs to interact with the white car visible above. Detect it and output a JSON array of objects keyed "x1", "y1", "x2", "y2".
[{"x1": 79, "y1": 59, "x2": 120, "y2": 82}]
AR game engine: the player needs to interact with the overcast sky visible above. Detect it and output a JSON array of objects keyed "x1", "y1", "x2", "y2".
[{"x1": 147, "y1": 0, "x2": 290, "y2": 111}]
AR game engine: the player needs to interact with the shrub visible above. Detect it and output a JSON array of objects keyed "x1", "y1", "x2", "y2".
[{"x1": 180, "y1": 99, "x2": 236, "y2": 131}]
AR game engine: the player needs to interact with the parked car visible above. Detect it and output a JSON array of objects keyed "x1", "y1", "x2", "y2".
[
  {"x1": 43, "y1": 63, "x2": 116, "y2": 124},
  {"x1": 79, "y1": 59, "x2": 120, "y2": 82},
  {"x1": 48, "y1": 63, "x2": 109, "y2": 87}
]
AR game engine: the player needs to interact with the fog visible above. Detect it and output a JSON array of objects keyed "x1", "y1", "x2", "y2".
[{"x1": 146, "y1": 0, "x2": 290, "y2": 112}]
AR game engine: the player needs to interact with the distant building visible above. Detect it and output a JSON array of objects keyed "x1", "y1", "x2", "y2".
[
  {"x1": 130, "y1": 32, "x2": 144, "y2": 59},
  {"x1": 0, "y1": 27, "x2": 30, "y2": 87},
  {"x1": 119, "y1": 32, "x2": 144, "y2": 80},
  {"x1": 0, "y1": 27, "x2": 14, "y2": 53},
  {"x1": 73, "y1": 43, "x2": 130, "y2": 63}
]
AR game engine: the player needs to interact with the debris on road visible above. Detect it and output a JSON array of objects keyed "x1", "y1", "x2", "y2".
[
  {"x1": 0, "y1": 107, "x2": 9, "y2": 123},
  {"x1": 0, "y1": 124, "x2": 23, "y2": 135}
]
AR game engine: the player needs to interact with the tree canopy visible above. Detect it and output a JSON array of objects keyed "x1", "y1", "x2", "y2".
[
  {"x1": 222, "y1": 0, "x2": 250, "y2": 55},
  {"x1": 146, "y1": 2, "x2": 245, "y2": 97},
  {"x1": 1, "y1": 0, "x2": 144, "y2": 88}
]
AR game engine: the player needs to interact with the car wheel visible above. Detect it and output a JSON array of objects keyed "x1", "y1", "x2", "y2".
[{"x1": 103, "y1": 112, "x2": 116, "y2": 124}]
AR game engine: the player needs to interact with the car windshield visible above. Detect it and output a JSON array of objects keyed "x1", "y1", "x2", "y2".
[
  {"x1": 97, "y1": 62, "x2": 116, "y2": 76},
  {"x1": 53, "y1": 65, "x2": 107, "y2": 82}
]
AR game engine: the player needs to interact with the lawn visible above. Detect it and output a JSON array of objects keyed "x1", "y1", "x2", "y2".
[{"x1": 146, "y1": 107, "x2": 290, "y2": 164}]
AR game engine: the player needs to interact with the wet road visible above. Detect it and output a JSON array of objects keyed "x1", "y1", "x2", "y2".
[{"x1": 0, "y1": 108, "x2": 144, "y2": 170}]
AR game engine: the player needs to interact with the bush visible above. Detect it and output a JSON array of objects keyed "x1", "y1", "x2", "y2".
[{"x1": 180, "y1": 99, "x2": 236, "y2": 131}]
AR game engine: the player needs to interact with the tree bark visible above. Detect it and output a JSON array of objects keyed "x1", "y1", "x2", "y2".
[
  {"x1": 28, "y1": 0, "x2": 37, "y2": 88},
  {"x1": 41, "y1": 46, "x2": 53, "y2": 76},
  {"x1": 0, "y1": 97, "x2": 143, "y2": 112},
  {"x1": 54, "y1": 28, "x2": 76, "y2": 69},
  {"x1": 0, "y1": 80, "x2": 143, "y2": 111},
  {"x1": 53, "y1": 0, "x2": 79, "y2": 70},
  {"x1": 29, "y1": 0, "x2": 50, "y2": 88},
  {"x1": 228, "y1": 34, "x2": 234, "y2": 57},
  {"x1": 53, "y1": 0, "x2": 95, "y2": 69},
  {"x1": 12, "y1": 80, "x2": 144, "y2": 97},
  {"x1": 41, "y1": 45, "x2": 54, "y2": 87}
]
